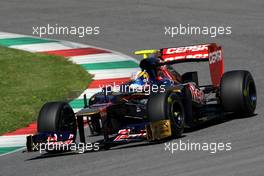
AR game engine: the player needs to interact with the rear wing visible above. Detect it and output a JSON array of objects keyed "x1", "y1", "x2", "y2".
[{"x1": 160, "y1": 43, "x2": 224, "y2": 87}]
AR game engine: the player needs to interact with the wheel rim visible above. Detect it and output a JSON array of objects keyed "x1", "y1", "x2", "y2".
[
  {"x1": 168, "y1": 96, "x2": 184, "y2": 127},
  {"x1": 59, "y1": 106, "x2": 76, "y2": 133},
  {"x1": 246, "y1": 80, "x2": 257, "y2": 108}
]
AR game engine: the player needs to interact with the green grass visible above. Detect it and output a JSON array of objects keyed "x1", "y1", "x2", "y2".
[{"x1": 0, "y1": 46, "x2": 92, "y2": 135}]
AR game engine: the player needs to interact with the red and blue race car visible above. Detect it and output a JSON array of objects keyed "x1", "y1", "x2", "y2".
[{"x1": 26, "y1": 43, "x2": 257, "y2": 152}]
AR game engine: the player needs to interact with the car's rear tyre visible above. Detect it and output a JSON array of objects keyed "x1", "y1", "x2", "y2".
[
  {"x1": 220, "y1": 70, "x2": 257, "y2": 116},
  {"x1": 37, "y1": 101, "x2": 77, "y2": 136},
  {"x1": 147, "y1": 89, "x2": 185, "y2": 138}
]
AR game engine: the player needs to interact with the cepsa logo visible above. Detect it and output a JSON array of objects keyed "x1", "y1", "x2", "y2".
[
  {"x1": 164, "y1": 45, "x2": 209, "y2": 54},
  {"x1": 209, "y1": 50, "x2": 222, "y2": 64}
]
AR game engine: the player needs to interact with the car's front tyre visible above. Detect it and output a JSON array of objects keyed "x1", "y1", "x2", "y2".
[{"x1": 147, "y1": 89, "x2": 185, "y2": 138}]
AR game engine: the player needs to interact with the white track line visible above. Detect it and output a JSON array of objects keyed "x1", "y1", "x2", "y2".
[
  {"x1": 89, "y1": 68, "x2": 140, "y2": 80},
  {"x1": 0, "y1": 135, "x2": 28, "y2": 147},
  {"x1": 69, "y1": 53, "x2": 133, "y2": 64},
  {"x1": 0, "y1": 32, "x2": 26, "y2": 39},
  {"x1": 11, "y1": 43, "x2": 73, "y2": 52},
  {"x1": 10, "y1": 41, "x2": 92, "y2": 52}
]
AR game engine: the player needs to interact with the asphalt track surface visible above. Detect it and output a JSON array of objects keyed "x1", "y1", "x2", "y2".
[{"x1": 0, "y1": 0, "x2": 264, "y2": 175}]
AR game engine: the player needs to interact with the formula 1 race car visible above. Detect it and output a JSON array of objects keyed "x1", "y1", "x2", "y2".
[{"x1": 26, "y1": 43, "x2": 257, "y2": 153}]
